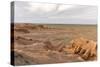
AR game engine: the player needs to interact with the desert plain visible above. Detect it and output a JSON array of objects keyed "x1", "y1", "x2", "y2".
[{"x1": 11, "y1": 23, "x2": 97, "y2": 66}]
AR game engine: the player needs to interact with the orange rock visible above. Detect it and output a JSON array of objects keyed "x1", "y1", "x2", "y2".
[{"x1": 63, "y1": 37, "x2": 97, "y2": 60}]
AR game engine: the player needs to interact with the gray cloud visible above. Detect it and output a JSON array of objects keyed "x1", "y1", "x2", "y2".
[{"x1": 14, "y1": 1, "x2": 98, "y2": 24}]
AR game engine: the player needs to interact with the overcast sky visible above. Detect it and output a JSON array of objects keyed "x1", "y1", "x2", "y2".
[{"x1": 13, "y1": 1, "x2": 98, "y2": 24}]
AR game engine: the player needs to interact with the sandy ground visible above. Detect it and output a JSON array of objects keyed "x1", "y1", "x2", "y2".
[{"x1": 11, "y1": 23, "x2": 97, "y2": 66}]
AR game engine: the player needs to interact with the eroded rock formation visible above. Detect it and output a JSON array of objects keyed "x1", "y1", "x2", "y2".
[{"x1": 63, "y1": 37, "x2": 97, "y2": 60}]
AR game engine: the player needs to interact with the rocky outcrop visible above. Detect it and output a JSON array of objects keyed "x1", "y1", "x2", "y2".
[{"x1": 63, "y1": 37, "x2": 97, "y2": 60}]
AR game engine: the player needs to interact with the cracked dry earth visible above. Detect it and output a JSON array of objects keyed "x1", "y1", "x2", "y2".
[{"x1": 11, "y1": 23, "x2": 97, "y2": 66}]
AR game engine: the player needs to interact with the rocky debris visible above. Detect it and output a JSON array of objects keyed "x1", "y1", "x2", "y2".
[
  {"x1": 15, "y1": 36, "x2": 34, "y2": 45},
  {"x1": 63, "y1": 37, "x2": 97, "y2": 60},
  {"x1": 11, "y1": 23, "x2": 97, "y2": 65},
  {"x1": 43, "y1": 40, "x2": 66, "y2": 52},
  {"x1": 13, "y1": 51, "x2": 35, "y2": 66},
  {"x1": 12, "y1": 36, "x2": 97, "y2": 65},
  {"x1": 13, "y1": 50, "x2": 84, "y2": 65}
]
